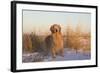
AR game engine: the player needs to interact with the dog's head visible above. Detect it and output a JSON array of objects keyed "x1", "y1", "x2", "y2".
[{"x1": 50, "y1": 24, "x2": 61, "y2": 33}]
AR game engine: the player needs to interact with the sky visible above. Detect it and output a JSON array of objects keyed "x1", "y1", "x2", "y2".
[{"x1": 23, "y1": 10, "x2": 91, "y2": 35}]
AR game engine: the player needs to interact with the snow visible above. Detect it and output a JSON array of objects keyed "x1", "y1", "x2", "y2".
[{"x1": 22, "y1": 48, "x2": 91, "y2": 63}]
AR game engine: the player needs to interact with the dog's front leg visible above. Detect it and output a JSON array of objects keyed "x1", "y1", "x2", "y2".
[
  {"x1": 52, "y1": 48, "x2": 56, "y2": 58},
  {"x1": 60, "y1": 49, "x2": 64, "y2": 57}
]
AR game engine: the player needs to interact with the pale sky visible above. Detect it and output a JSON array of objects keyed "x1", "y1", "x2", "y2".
[{"x1": 23, "y1": 10, "x2": 91, "y2": 35}]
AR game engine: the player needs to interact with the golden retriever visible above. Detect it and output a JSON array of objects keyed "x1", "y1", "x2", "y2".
[{"x1": 45, "y1": 24, "x2": 64, "y2": 58}]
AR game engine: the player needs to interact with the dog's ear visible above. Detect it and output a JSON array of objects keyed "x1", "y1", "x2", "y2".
[
  {"x1": 50, "y1": 25, "x2": 53, "y2": 33},
  {"x1": 58, "y1": 25, "x2": 61, "y2": 32}
]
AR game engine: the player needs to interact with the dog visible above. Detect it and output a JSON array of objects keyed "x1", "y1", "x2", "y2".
[{"x1": 45, "y1": 24, "x2": 64, "y2": 58}]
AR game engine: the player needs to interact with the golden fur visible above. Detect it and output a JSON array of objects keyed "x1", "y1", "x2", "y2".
[{"x1": 45, "y1": 24, "x2": 64, "y2": 58}]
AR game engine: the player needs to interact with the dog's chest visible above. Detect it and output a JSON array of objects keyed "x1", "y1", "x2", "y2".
[{"x1": 52, "y1": 33, "x2": 63, "y2": 46}]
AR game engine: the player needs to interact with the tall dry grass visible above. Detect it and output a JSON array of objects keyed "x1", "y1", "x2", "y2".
[
  {"x1": 23, "y1": 34, "x2": 32, "y2": 52},
  {"x1": 23, "y1": 32, "x2": 46, "y2": 53},
  {"x1": 23, "y1": 25, "x2": 91, "y2": 54},
  {"x1": 66, "y1": 25, "x2": 91, "y2": 53}
]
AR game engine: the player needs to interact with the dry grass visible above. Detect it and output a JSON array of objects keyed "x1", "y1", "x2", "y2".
[
  {"x1": 23, "y1": 25, "x2": 91, "y2": 53},
  {"x1": 66, "y1": 25, "x2": 91, "y2": 53},
  {"x1": 23, "y1": 34, "x2": 32, "y2": 52},
  {"x1": 23, "y1": 32, "x2": 46, "y2": 53}
]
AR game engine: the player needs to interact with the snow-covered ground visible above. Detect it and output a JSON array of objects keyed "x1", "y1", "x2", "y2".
[{"x1": 22, "y1": 48, "x2": 91, "y2": 63}]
